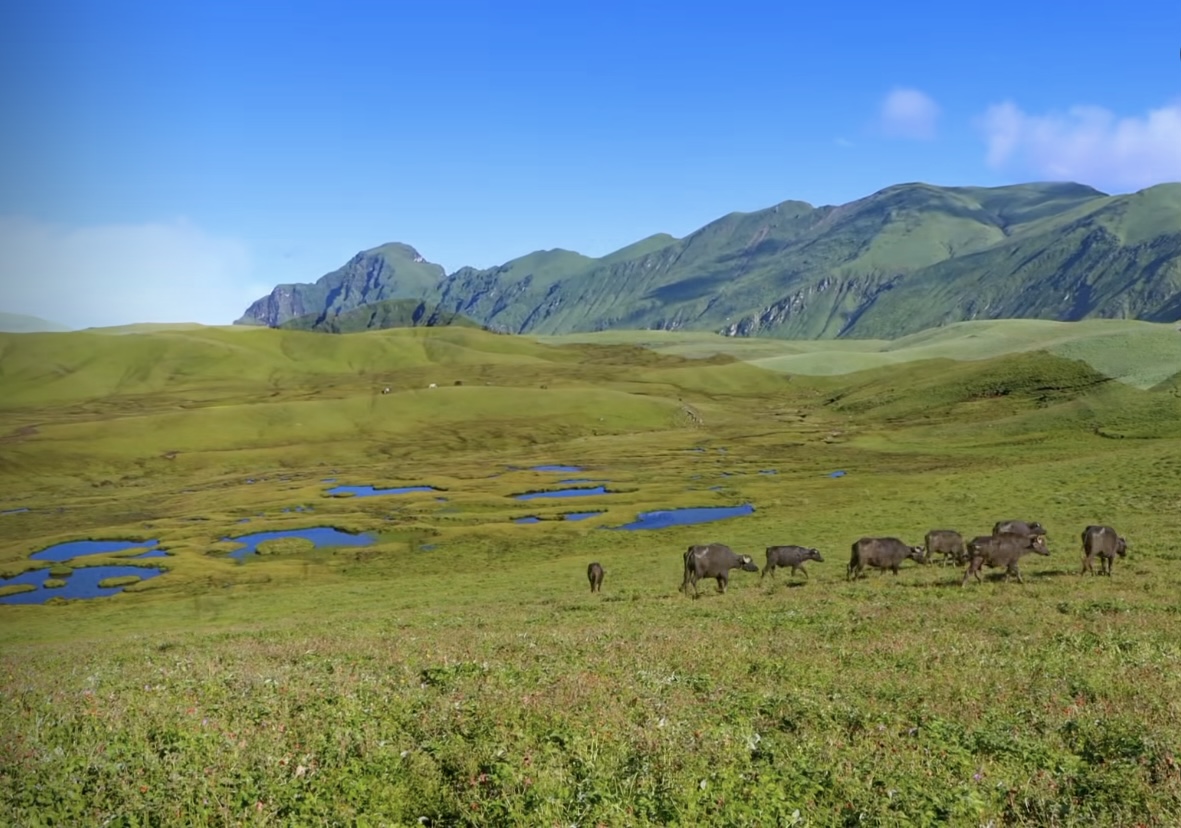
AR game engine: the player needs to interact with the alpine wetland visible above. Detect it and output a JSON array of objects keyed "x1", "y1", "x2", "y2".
[{"x1": 4, "y1": 2, "x2": 1181, "y2": 825}]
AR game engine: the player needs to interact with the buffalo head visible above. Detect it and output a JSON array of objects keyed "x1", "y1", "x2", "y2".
[{"x1": 739, "y1": 554, "x2": 759, "y2": 572}]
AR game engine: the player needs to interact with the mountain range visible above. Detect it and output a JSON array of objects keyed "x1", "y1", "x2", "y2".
[{"x1": 235, "y1": 181, "x2": 1181, "y2": 339}]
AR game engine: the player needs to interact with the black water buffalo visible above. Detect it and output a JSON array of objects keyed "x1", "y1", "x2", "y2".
[
  {"x1": 962, "y1": 532, "x2": 1049, "y2": 585},
  {"x1": 1081, "y1": 525, "x2": 1127, "y2": 576},
  {"x1": 925, "y1": 529, "x2": 967, "y2": 566},
  {"x1": 681, "y1": 543, "x2": 759, "y2": 597},
  {"x1": 761, "y1": 545, "x2": 824, "y2": 580},
  {"x1": 846, "y1": 537, "x2": 927, "y2": 580},
  {"x1": 587, "y1": 561, "x2": 604, "y2": 592},
  {"x1": 992, "y1": 520, "x2": 1047, "y2": 537}
]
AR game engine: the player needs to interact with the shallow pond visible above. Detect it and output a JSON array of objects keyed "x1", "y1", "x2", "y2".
[
  {"x1": 611, "y1": 504, "x2": 755, "y2": 531},
  {"x1": 513, "y1": 485, "x2": 608, "y2": 501},
  {"x1": 530, "y1": 465, "x2": 583, "y2": 473},
  {"x1": 221, "y1": 527, "x2": 377, "y2": 558},
  {"x1": 325, "y1": 484, "x2": 439, "y2": 497},
  {"x1": 2, "y1": 507, "x2": 29, "y2": 515},
  {"x1": 514, "y1": 516, "x2": 541, "y2": 524},
  {"x1": 0, "y1": 565, "x2": 165, "y2": 605},
  {"x1": 30, "y1": 539, "x2": 161, "y2": 562}
]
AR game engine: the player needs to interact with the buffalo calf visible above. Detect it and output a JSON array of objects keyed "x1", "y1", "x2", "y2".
[
  {"x1": 847, "y1": 537, "x2": 927, "y2": 581},
  {"x1": 1080, "y1": 525, "x2": 1127, "y2": 577},
  {"x1": 762, "y1": 545, "x2": 824, "y2": 580},
  {"x1": 925, "y1": 529, "x2": 967, "y2": 566},
  {"x1": 962, "y1": 532, "x2": 1049, "y2": 586},
  {"x1": 587, "y1": 561, "x2": 604, "y2": 593}
]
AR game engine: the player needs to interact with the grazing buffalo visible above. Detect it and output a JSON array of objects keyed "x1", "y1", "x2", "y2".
[
  {"x1": 681, "y1": 543, "x2": 759, "y2": 598},
  {"x1": 587, "y1": 561, "x2": 604, "y2": 593},
  {"x1": 846, "y1": 537, "x2": 927, "y2": 581},
  {"x1": 925, "y1": 529, "x2": 967, "y2": 566},
  {"x1": 992, "y1": 520, "x2": 1047, "y2": 538},
  {"x1": 1080, "y1": 525, "x2": 1127, "y2": 576},
  {"x1": 761, "y1": 545, "x2": 824, "y2": 580},
  {"x1": 962, "y1": 532, "x2": 1049, "y2": 586}
]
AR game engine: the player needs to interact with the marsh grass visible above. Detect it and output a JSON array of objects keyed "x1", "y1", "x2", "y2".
[{"x1": 2, "y1": 325, "x2": 1181, "y2": 825}]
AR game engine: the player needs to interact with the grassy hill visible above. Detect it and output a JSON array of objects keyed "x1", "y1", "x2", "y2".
[
  {"x1": 0, "y1": 312, "x2": 71, "y2": 333},
  {"x1": 236, "y1": 181, "x2": 1181, "y2": 339},
  {"x1": 278, "y1": 298, "x2": 483, "y2": 333},
  {"x1": 541, "y1": 318, "x2": 1181, "y2": 389},
  {"x1": 4, "y1": 322, "x2": 1181, "y2": 825}
]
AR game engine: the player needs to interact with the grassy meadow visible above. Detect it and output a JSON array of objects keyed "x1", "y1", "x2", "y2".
[{"x1": 2, "y1": 321, "x2": 1181, "y2": 826}]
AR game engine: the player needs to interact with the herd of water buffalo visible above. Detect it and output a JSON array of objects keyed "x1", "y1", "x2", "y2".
[{"x1": 585, "y1": 520, "x2": 1130, "y2": 597}]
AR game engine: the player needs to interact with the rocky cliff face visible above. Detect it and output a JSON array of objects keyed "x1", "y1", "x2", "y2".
[{"x1": 236, "y1": 243, "x2": 446, "y2": 327}]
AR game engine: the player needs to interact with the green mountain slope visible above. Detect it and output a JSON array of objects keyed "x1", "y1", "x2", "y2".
[
  {"x1": 0, "y1": 312, "x2": 71, "y2": 333},
  {"x1": 236, "y1": 181, "x2": 1181, "y2": 338},
  {"x1": 236, "y1": 243, "x2": 445, "y2": 327},
  {"x1": 278, "y1": 299, "x2": 483, "y2": 333}
]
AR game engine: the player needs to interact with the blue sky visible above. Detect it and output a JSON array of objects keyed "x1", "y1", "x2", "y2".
[{"x1": 1, "y1": 0, "x2": 1179, "y2": 328}]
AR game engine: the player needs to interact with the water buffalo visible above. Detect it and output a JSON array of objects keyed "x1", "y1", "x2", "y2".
[
  {"x1": 587, "y1": 561, "x2": 604, "y2": 592},
  {"x1": 925, "y1": 529, "x2": 967, "y2": 566},
  {"x1": 962, "y1": 532, "x2": 1049, "y2": 585},
  {"x1": 992, "y1": 520, "x2": 1047, "y2": 537},
  {"x1": 761, "y1": 545, "x2": 824, "y2": 580},
  {"x1": 846, "y1": 537, "x2": 927, "y2": 581},
  {"x1": 681, "y1": 543, "x2": 759, "y2": 597},
  {"x1": 1080, "y1": 525, "x2": 1127, "y2": 576}
]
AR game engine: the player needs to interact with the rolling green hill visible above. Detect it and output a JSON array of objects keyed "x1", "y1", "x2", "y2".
[
  {"x1": 0, "y1": 312, "x2": 71, "y2": 333},
  {"x1": 540, "y1": 318, "x2": 1181, "y2": 390},
  {"x1": 278, "y1": 298, "x2": 483, "y2": 333},
  {"x1": 236, "y1": 181, "x2": 1181, "y2": 338}
]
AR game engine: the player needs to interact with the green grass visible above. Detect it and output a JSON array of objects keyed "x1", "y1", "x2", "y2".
[
  {"x1": 540, "y1": 318, "x2": 1181, "y2": 389},
  {"x1": 3, "y1": 323, "x2": 1181, "y2": 825}
]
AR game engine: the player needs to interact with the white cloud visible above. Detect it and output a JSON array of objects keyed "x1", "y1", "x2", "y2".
[
  {"x1": 879, "y1": 87, "x2": 940, "y2": 140},
  {"x1": 977, "y1": 99, "x2": 1181, "y2": 190},
  {"x1": 0, "y1": 217, "x2": 271, "y2": 329}
]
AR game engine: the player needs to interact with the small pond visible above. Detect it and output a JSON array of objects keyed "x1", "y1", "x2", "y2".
[
  {"x1": 530, "y1": 465, "x2": 583, "y2": 473},
  {"x1": 514, "y1": 516, "x2": 541, "y2": 524},
  {"x1": 0, "y1": 565, "x2": 166, "y2": 605},
  {"x1": 611, "y1": 503, "x2": 755, "y2": 531},
  {"x1": 513, "y1": 485, "x2": 609, "y2": 501},
  {"x1": 325, "y1": 485, "x2": 440, "y2": 497},
  {"x1": 30, "y1": 539, "x2": 161, "y2": 563},
  {"x1": 221, "y1": 527, "x2": 377, "y2": 559},
  {"x1": 2, "y1": 507, "x2": 29, "y2": 515}
]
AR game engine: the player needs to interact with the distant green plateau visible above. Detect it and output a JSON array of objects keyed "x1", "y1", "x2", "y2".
[{"x1": 236, "y1": 181, "x2": 1181, "y2": 339}]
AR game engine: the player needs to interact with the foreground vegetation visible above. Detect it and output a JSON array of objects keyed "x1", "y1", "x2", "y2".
[{"x1": 2, "y1": 322, "x2": 1181, "y2": 826}]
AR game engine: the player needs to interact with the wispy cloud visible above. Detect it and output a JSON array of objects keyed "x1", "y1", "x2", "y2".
[
  {"x1": 0, "y1": 217, "x2": 271, "y2": 329},
  {"x1": 977, "y1": 99, "x2": 1181, "y2": 191},
  {"x1": 878, "y1": 87, "x2": 940, "y2": 140}
]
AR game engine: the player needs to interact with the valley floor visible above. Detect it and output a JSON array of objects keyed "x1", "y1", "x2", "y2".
[{"x1": 2, "y1": 324, "x2": 1181, "y2": 826}]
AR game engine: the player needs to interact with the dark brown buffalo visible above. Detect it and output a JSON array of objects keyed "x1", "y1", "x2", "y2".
[
  {"x1": 925, "y1": 529, "x2": 967, "y2": 566},
  {"x1": 681, "y1": 543, "x2": 759, "y2": 597},
  {"x1": 1080, "y1": 525, "x2": 1127, "y2": 576},
  {"x1": 846, "y1": 537, "x2": 927, "y2": 580},
  {"x1": 761, "y1": 545, "x2": 824, "y2": 580},
  {"x1": 992, "y1": 520, "x2": 1048, "y2": 538},
  {"x1": 587, "y1": 561, "x2": 604, "y2": 592},
  {"x1": 962, "y1": 532, "x2": 1049, "y2": 585}
]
